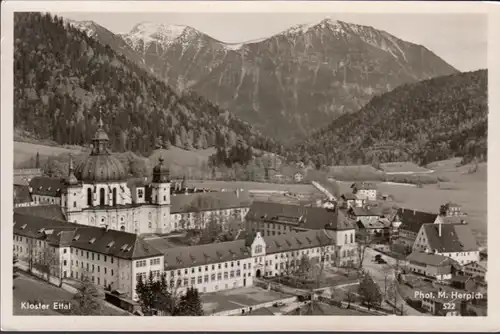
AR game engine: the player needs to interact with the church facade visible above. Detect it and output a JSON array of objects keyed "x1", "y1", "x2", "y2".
[{"x1": 60, "y1": 117, "x2": 173, "y2": 235}]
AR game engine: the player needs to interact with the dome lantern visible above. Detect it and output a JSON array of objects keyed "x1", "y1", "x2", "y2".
[
  {"x1": 152, "y1": 157, "x2": 170, "y2": 183},
  {"x1": 65, "y1": 153, "x2": 79, "y2": 186}
]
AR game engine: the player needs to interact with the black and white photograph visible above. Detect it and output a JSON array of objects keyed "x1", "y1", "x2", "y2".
[{"x1": 1, "y1": 0, "x2": 497, "y2": 331}]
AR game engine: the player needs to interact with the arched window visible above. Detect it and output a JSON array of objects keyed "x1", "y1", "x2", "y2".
[
  {"x1": 100, "y1": 188, "x2": 105, "y2": 206},
  {"x1": 87, "y1": 188, "x2": 92, "y2": 206},
  {"x1": 344, "y1": 234, "x2": 347, "y2": 244},
  {"x1": 120, "y1": 225, "x2": 125, "y2": 231},
  {"x1": 350, "y1": 233, "x2": 353, "y2": 244},
  {"x1": 112, "y1": 188, "x2": 117, "y2": 206}
]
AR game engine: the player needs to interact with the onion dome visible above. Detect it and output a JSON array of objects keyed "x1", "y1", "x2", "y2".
[
  {"x1": 74, "y1": 111, "x2": 127, "y2": 183},
  {"x1": 152, "y1": 157, "x2": 170, "y2": 183},
  {"x1": 65, "y1": 154, "x2": 79, "y2": 186}
]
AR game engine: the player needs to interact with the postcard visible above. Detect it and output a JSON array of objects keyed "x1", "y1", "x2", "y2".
[{"x1": 1, "y1": 0, "x2": 498, "y2": 331}]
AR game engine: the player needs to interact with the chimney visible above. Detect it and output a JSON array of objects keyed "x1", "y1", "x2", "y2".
[
  {"x1": 413, "y1": 210, "x2": 416, "y2": 216},
  {"x1": 438, "y1": 222, "x2": 442, "y2": 237},
  {"x1": 105, "y1": 225, "x2": 109, "y2": 232},
  {"x1": 236, "y1": 188, "x2": 240, "y2": 198}
]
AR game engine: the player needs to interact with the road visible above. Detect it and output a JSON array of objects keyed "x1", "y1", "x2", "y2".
[{"x1": 362, "y1": 247, "x2": 423, "y2": 315}]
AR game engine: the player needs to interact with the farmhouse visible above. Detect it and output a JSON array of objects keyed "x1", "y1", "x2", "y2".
[
  {"x1": 412, "y1": 222, "x2": 480, "y2": 266},
  {"x1": 462, "y1": 261, "x2": 487, "y2": 282},
  {"x1": 340, "y1": 193, "x2": 363, "y2": 209},
  {"x1": 392, "y1": 208, "x2": 440, "y2": 248},
  {"x1": 350, "y1": 182, "x2": 377, "y2": 201},
  {"x1": 406, "y1": 251, "x2": 456, "y2": 280}
]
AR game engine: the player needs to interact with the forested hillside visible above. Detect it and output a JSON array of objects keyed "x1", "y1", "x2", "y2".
[
  {"x1": 293, "y1": 70, "x2": 487, "y2": 167},
  {"x1": 14, "y1": 13, "x2": 277, "y2": 159}
]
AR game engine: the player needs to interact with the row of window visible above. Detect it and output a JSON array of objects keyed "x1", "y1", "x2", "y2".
[
  {"x1": 136, "y1": 258, "x2": 161, "y2": 268},
  {"x1": 138, "y1": 270, "x2": 247, "y2": 286},
  {"x1": 164, "y1": 260, "x2": 249, "y2": 277},
  {"x1": 72, "y1": 260, "x2": 115, "y2": 276},
  {"x1": 71, "y1": 248, "x2": 114, "y2": 264}
]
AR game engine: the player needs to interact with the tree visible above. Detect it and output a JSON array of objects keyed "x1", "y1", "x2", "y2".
[
  {"x1": 35, "y1": 151, "x2": 40, "y2": 168},
  {"x1": 36, "y1": 245, "x2": 62, "y2": 286},
  {"x1": 358, "y1": 273, "x2": 382, "y2": 310},
  {"x1": 71, "y1": 274, "x2": 102, "y2": 315},
  {"x1": 355, "y1": 230, "x2": 372, "y2": 269},
  {"x1": 177, "y1": 287, "x2": 203, "y2": 316}
]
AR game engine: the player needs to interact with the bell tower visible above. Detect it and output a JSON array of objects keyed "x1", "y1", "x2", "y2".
[{"x1": 151, "y1": 157, "x2": 171, "y2": 233}]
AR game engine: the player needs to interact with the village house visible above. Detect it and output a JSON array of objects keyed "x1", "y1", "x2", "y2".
[
  {"x1": 450, "y1": 275, "x2": 477, "y2": 291},
  {"x1": 462, "y1": 260, "x2": 487, "y2": 282},
  {"x1": 412, "y1": 221, "x2": 480, "y2": 266},
  {"x1": 350, "y1": 182, "x2": 377, "y2": 201},
  {"x1": 340, "y1": 193, "x2": 363, "y2": 209},
  {"x1": 293, "y1": 172, "x2": 304, "y2": 183},
  {"x1": 406, "y1": 251, "x2": 456, "y2": 280},
  {"x1": 244, "y1": 201, "x2": 357, "y2": 267},
  {"x1": 392, "y1": 208, "x2": 441, "y2": 249}
]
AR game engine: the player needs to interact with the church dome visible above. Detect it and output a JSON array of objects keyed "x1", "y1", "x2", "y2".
[
  {"x1": 75, "y1": 154, "x2": 128, "y2": 183},
  {"x1": 74, "y1": 111, "x2": 128, "y2": 183}
]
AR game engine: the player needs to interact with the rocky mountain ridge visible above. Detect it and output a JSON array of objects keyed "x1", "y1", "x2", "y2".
[{"x1": 68, "y1": 16, "x2": 459, "y2": 140}]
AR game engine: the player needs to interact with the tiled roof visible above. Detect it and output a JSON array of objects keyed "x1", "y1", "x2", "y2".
[
  {"x1": 170, "y1": 191, "x2": 252, "y2": 214},
  {"x1": 263, "y1": 229, "x2": 337, "y2": 255},
  {"x1": 162, "y1": 229, "x2": 337, "y2": 270},
  {"x1": 13, "y1": 213, "x2": 162, "y2": 260},
  {"x1": 163, "y1": 239, "x2": 251, "y2": 270},
  {"x1": 246, "y1": 201, "x2": 355, "y2": 231},
  {"x1": 14, "y1": 184, "x2": 33, "y2": 204},
  {"x1": 394, "y1": 208, "x2": 438, "y2": 233},
  {"x1": 407, "y1": 251, "x2": 454, "y2": 266},
  {"x1": 351, "y1": 182, "x2": 376, "y2": 190},
  {"x1": 29, "y1": 177, "x2": 66, "y2": 197},
  {"x1": 423, "y1": 223, "x2": 479, "y2": 253},
  {"x1": 349, "y1": 207, "x2": 381, "y2": 217},
  {"x1": 356, "y1": 219, "x2": 386, "y2": 230},
  {"x1": 14, "y1": 204, "x2": 66, "y2": 221}
]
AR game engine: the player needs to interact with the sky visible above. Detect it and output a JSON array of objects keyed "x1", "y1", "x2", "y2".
[{"x1": 59, "y1": 12, "x2": 487, "y2": 72}]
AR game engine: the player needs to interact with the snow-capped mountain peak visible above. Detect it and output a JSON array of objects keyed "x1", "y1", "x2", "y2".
[
  {"x1": 64, "y1": 19, "x2": 99, "y2": 38},
  {"x1": 120, "y1": 22, "x2": 203, "y2": 52}
]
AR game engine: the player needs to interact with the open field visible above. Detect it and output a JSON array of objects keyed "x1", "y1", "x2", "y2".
[
  {"x1": 379, "y1": 162, "x2": 433, "y2": 174},
  {"x1": 148, "y1": 147, "x2": 215, "y2": 168},
  {"x1": 14, "y1": 141, "x2": 85, "y2": 167},
  {"x1": 336, "y1": 160, "x2": 487, "y2": 245},
  {"x1": 190, "y1": 180, "x2": 317, "y2": 194}
]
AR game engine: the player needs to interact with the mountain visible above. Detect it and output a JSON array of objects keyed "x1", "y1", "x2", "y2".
[
  {"x1": 293, "y1": 70, "x2": 487, "y2": 167},
  {"x1": 14, "y1": 12, "x2": 277, "y2": 158},
  {"x1": 72, "y1": 18, "x2": 458, "y2": 141}
]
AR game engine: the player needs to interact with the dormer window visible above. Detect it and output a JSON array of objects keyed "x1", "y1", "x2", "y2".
[
  {"x1": 89, "y1": 238, "x2": 96, "y2": 244},
  {"x1": 38, "y1": 228, "x2": 45, "y2": 233},
  {"x1": 73, "y1": 235, "x2": 80, "y2": 241},
  {"x1": 20, "y1": 224, "x2": 27, "y2": 230},
  {"x1": 120, "y1": 244, "x2": 129, "y2": 251},
  {"x1": 107, "y1": 241, "x2": 115, "y2": 248}
]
